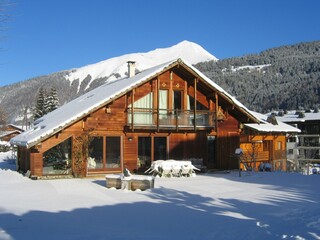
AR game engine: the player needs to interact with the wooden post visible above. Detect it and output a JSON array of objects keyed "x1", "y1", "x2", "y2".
[
  {"x1": 157, "y1": 76, "x2": 160, "y2": 132},
  {"x1": 131, "y1": 89, "x2": 135, "y2": 131},
  {"x1": 215, "y1": 92, "x2": 219, "y2": 133},
  {"x1": 194, "y1": 78, "x2": 197, "y2": 132}
]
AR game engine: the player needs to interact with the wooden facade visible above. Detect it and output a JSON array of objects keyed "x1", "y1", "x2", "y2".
[
  {"x1": 14, "y1": 59, "x2": 290, "y2": 177},
  {"x1": 0, "y1": 124, "x2": 23, "y2": 142},
  {"x1": 239, "y1": 134, "x2": 287, "y2": 171}
]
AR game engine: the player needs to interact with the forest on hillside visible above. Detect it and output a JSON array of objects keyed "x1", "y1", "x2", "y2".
[{"x1": 195, "y1": 41, "x2": 320, "y2": 113}]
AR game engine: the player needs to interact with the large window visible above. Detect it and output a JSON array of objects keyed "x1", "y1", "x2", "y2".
[
  {"x1": 138, "y1": 137, "x2": 151, "y2": 170},
  {"x1": 88, "y1": 137, "x2": 103, "y2": 169},
  {"x1": 106, "y1": 137, "x2": 121, "y2": 169},
  {"x1": 43, "y1": 138, "x2": 72, "y2": 175},
  {"x1": 88, "y1": 136, "x2": 121, "y2": 171},
  {"x1": 154, "y1": 137, "x2": 167, "y2": 160}
]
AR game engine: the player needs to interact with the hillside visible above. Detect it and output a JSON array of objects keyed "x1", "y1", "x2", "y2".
[
  {"x1": 0, "y1": 41, "x2": 217, "y2": 124},
  {"x1": 195, "y1": 41, "x2": 320, "y2": 113}
]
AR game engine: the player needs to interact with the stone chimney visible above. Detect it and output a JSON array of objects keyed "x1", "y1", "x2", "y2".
[{"x1": 127, "y1": 61, "x2": 136, "y2": 78}]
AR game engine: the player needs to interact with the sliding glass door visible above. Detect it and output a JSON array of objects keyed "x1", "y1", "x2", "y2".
[{"x1": 88, "y1": 136, "x2": 122, "y2": 171}]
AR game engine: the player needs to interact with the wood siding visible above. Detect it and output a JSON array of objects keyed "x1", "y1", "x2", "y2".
[{"x1": 240, "y1": 134, "x2": 287, "y2": 171}]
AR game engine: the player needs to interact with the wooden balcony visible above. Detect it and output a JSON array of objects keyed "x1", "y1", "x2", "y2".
[{"x1": 127, "y1": 108, "x2": 216, "y2": 131}]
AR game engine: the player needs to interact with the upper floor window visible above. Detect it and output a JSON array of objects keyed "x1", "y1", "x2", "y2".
[
  {"x1": 187, "y1": 95, "x2": 208, "y2": 110},
  {"x1": 173, "y1": 90, "x2": 182, "y2": 110}
]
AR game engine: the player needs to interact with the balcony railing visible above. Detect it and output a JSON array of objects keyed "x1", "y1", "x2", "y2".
[{"x1": 127, "y1": 108, "x2": 215, "y2": 130}]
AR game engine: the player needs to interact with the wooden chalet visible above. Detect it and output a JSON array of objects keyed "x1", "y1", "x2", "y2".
[
  {"x1": 10, "y1": 59, "x2": 299, "y2": 178},
  {"x1": 241, "y1": 112, "x2": 300, "y2": 171},
  {"x1": 0, "y1": 124, "x2": 24, "y2": 142}
]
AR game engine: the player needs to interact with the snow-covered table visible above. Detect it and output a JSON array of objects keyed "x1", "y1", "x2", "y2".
[{"x1": 145, "y1": 160, "x2": 200, "y2": 177}]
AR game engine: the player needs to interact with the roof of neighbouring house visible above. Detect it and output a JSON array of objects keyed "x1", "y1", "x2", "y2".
[
  {"x1": 11, "y1": 58, "x2": 294, "y2": 148},
  {"x1": 267, "y1": 110, "x2": 320, "y2": 123},
  {"x1": 0, "y1": 130, "x2": 22, "y2": 139},
  {"x1": 244, "y1": 111, "x2": 301, "y2": 133}
]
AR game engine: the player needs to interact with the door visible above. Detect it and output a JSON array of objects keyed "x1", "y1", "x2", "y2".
[
  {"x1": 207, "y1": 135, "x2": 216, "y2": 168},
  {"x1": 154, "y1": 137, "x2": 167, "y2": 160},
  {"x1": 138, "y1": 137, "x2": 151, "y2": 170}
]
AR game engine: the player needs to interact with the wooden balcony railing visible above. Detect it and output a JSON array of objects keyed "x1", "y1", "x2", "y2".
[{"x1": 127, "y1": 108, "x2": 215, "y2": 131}]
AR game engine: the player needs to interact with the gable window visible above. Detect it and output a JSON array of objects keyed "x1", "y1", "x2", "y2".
[
  {"x1": 128, "y1": 92, "x2": 153, "y2": 125},
  {"x1": 173, "y1": 90, "x2": 182, "y2": 110},
  {"x1": 159, "y1": 89, "x2": 168, "y2": 118},
  {"x1": 187, "y1": 95, "x2": 208, "y2": 110}
]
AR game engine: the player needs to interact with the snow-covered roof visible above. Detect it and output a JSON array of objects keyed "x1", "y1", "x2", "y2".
[
  {"x1": 269, "y1": 110, "x2": 320, "y2": 123},
  {"x1": 0, "y1": 130, "x2": 21, "y2": 138},
  {"x1": 244, "y1": 111, "x2": 301, "y2": 133},
  {"x1": 10, "y1": 58, "x2": 261, "y2": 148}
]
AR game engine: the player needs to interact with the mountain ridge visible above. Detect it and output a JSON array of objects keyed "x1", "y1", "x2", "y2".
[{"x1": 64, "y1": 40, "x2": 217, "y2": 90}]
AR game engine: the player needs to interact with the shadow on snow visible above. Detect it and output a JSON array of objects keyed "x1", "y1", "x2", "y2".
[{"x1": 0, "y1": 175, "x2": 319, "y2": 240}]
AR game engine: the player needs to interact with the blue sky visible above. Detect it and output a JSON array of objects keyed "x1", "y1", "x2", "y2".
[{"x1": 1, "y1": 0, "x2": 320, "y2": 87}]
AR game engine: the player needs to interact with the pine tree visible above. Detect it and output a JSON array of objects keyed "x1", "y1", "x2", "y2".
[
  {"x1": 46, "y1": 87, "x2": 59, "y2": 113},
  {"x1": 33, "y1": 87, "x2": 47, "y2": 121}
]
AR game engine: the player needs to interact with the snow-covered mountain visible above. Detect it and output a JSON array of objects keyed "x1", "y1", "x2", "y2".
[
  {"x1": 65, "y1": 40, "x2": 217, "y2": 90},
  {"x1": 0, "y1": 40, "x2": 217, "y2": 124}
]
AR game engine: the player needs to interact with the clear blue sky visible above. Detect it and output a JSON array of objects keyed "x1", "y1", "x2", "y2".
[{"x1": 1, "y1": 0, "x2": 320, "y2": 87}]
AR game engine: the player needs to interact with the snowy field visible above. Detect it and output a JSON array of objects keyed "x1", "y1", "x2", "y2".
[{"x1": 0, "y1": 151, "x2": 319, "y2": 240}]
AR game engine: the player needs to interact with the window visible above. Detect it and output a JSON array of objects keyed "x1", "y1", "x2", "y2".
[
  {"x1": 138, "y1": 137, "x2": 151, "y2": 169},
  {"x1": 277, "y1": 141, "x2": 282, "y2": 150},
  {"x1": 173, "y1": 90, "x2": 182, "y2": 110},
  {"x1": 207, "y1": 136, "x2": 216, "y2": 164},
  {"x1": 128, "y1": 93, "x2": 153, "y2": 125},
  {"x1": 88, "y1": 136, "x2": 122, "y2": 171},
  {"x1": 88, "y1": 137, "x2": 103, "y2": 169},
  {"x1": 106, "y1": 137, "x2": 121, "y2": 169},
  {"x1": 187, "y1": 95, "x2": 208, "y2": 110},
  {"x1": 43, "y1": 138, "x2": 72, "y2": 175},
  {"x1": 154, "y1": 137, "x2": 167, "y2": 160}
]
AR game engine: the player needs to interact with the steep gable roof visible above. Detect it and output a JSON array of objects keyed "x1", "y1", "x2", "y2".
[{"x1": 11, "y1": 58, "x2": 260, "y2": 148}]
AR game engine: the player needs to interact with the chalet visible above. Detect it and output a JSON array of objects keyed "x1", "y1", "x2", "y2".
[
  {"x1": 241, "y1": 112, "x2": 300, "y2": 171},
  {"x1": 0, "y1": 124, "x2": 24, "y2": 142},
  {"x1": 10, "y1": 59, "x2": 299, "y2": 178}
]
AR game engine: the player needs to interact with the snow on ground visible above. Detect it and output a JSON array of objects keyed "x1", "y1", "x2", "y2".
[{"x1": 0, "y1": 151, "x2": 319, "y2": 240}]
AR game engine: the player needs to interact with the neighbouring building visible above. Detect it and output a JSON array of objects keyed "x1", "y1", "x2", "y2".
[
  {"x1": 0, "y1": 124, "x2": 24, "y2": 142},
  {"x1": 271, "y1": 110, "x2": 320, "y2": 173},
  {"x1": 10, "y1": 59, "x2": 299, "y2": 178}
]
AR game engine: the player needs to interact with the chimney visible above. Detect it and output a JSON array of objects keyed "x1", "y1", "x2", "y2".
[{"x1": 127, "y1": 61, "x2": 136, "y2": 78}]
